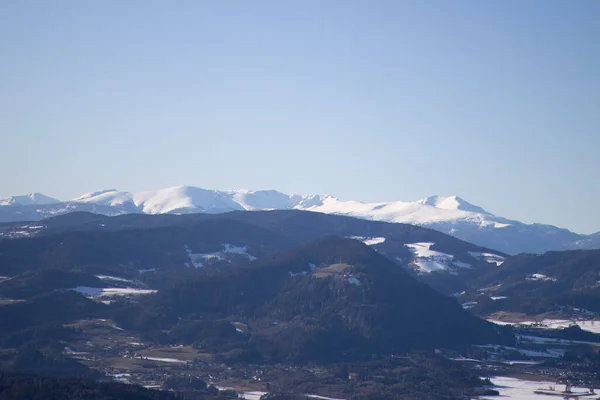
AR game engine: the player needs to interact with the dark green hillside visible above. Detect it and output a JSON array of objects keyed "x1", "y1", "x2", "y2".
[
  {"x1": 0, "y1": 270, "x2": 105, "y2": 299},
  {"x1": 0, "y1": 291, "x2": 107, "y2": 337},
  {"x1": 115, "y1": 237, "x2": 512, "y2": 362},
  {"x1": 0, "y1": 371, "x2": 186, "y2": 400},
  {"x1": 0, "y1": 211, "x2": 503, "y2": 289},
  {"x1": 461, "y1": 249, "x2": 600, "y2": 315},
  {"x1": 0, "y1": 292, "x2": 109, "y2": 378},
  {"x1": 0, "y1": 219, "x2": 292, "y2": 276}
]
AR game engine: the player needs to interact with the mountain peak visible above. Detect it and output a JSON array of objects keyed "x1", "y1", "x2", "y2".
[
  {"x1": 73, "y1": 189, "x2": 121, "y2": 200},
  {"x1": 417, "y1": 195, "x2": 491, "y2": 215},
  {"x1": 0, "y1": 193, "x2": 60, "y2": 207},
  {"x1": 72, "y1": 190, "x2": 135, "y2": 209}
]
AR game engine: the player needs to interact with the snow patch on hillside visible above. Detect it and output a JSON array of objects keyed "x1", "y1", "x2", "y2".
[
  {"x1": 526, "y1": 273, "x2": 557, "y2": 282},
  {"x1": 488, "y1": 318, "x2": 600, "y2": 334},
  {"x1": 185, "y1": 244, "x2": 257, "y2": 268},
  {"x1": 289, "y1": 271, "x2": 308, "y2": 277},
  {"x1": 488, "y1": 376, "x2": 593, "y2": 399},
  {"x1": 347, "y1": 276, "x2": 361, "y2": 285},
  {"x1": 468, "y1": 251, "x2": 505, "y2": 266},
  {"x1": 141, "y1": 356, "x2": 187, "y2": 364},
  {"x1": 405, "y1": 242, "x2": 471, "y2": 274},
  {"x1": 95, "y1": 275, "x2": 135, "y2": 284},
  {"x1": 348, "y1": 236, "x2": 385, "y2": 246},
  {"x1": 462, "y1": 301, "x2": 478, "y2": 309},
  {"x1": 71, "y1": 287, "x2": 157, "y2": 297},
  {"x1": 185, "y1": 245, "x2": 205, "y2": 268},
  {"x1": 138, "y1": 268, "x2": 157, "y2": 274}
]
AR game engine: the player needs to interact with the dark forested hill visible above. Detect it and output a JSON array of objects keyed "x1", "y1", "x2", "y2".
[
  {"x1": 0, "y1": 270, "x2": 106, "y2": 299},
  {"x1": 114, "y1": 237, "x2": 513, "y2": 362},
  {"x1": 457, "y1": 249, "x2": 600, "y2": 315},
  {"x1": 0, "y1": 291, "x2": 108, "y2": 337},
  {"x1": 0, "y1": 371, "x2": 185, "y2": 400},
  {"x1": 0, "y1": 212, "x2": 518, "y2": 398},
  {"x1": 0, "y1": 291, "x2": 110, "y2": 378},
  {"x1": 0, "y1": 210, "x2": 505, "y2": 289},
  {"x1": 0, "y1": 218, "x2": 293, "y2": 276}
]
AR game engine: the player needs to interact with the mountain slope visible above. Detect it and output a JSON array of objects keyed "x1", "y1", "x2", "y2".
[
  {"x1": 0, "y1": 186, "x2": 596, "y2": 254},
  {"x1": 0, "y1": 193, "x2": 59, "y2": 206},
  {"x1": 0, "y1": 217, "x2": 292, "y2": 276},
  {"x1": 115, "y1": 237, "x2": 513, "y2": 362},
  {"x1": 0, "y1": 211, "x2": 505, "y2": 296},
  {"x1": 457, "y1": 249, "x2": 600, "y2": 316}
]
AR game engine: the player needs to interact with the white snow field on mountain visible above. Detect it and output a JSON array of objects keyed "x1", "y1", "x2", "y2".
[
  {"x1": 0, "y1": 193, "x2": 60, "y2": 206},
  {"x1": 1, "y1": 185, "x2": 599, "y2": 254}
]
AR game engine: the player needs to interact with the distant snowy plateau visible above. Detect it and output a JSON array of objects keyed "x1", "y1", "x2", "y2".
[{"x1": 0, "y1": 186, "x2": 598, "y2": 255}]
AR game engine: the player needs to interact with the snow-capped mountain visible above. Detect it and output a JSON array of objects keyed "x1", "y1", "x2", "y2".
[
  {"x1": 0, "y1": 193, "x2": 59, "y2": 207},
  {"x1": 0, "y1": 186, "x2": 598, "y2": 255},
  {"x1": 70, "y1": 188, "x2": 488, "y2": 223},
  {"x1": 71, "y1": 187, "x2": 332, "y2": 214}
]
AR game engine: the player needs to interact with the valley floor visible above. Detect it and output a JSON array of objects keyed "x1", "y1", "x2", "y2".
[
  {"x1": 57, "y1": 318, "x2": 600, "y2": 400},
  {"x1": 487, "y1": 314, "x2": 600, "y2": 335},
  {"x1": 482, "y1": 376, "x2": 598, "y2": 399}
]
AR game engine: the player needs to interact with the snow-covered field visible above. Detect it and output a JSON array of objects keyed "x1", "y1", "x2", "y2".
[
  {"x1": 489, "y1": 318, "x2": 600, "y2": 334},
  {"x1": 405, "y1": 242, "x2": 471, "y2": 273},
  {"x1": 238, "y1": 391, "x2": 266, "y2": 400},
  {"x1": 571, "y1": 320, "x2": 600, "y2": 334},
  {"x1": 483, "y1": 376, "x2": 596, "y2": 399},
  {"x1": 141, "y1": 356, "x2": 187, "y2": 364},
  {"x1": 517, "y1": 334, "x2": 599, "y2": 347},
  {"x1": 237, "y1": 390, "x2": 344, "y2": 400},
  {"x1": 348, "y1": 236, "x2": 386, "y2": 246},
  {"x1": 468, "y1": 251, "x2": 505, "y2": 266},
  {"x1": 526, "y1": 273, "x2": 557, "y2": 282},
  {"x1": 185, "y1": 243, "x2": 257, "y2": 268},
  {"x1": 95, "y1": 274, "x2": 135, "y2": 284},
  {"x1": 475, "y1": 343, "x2": 565, "y2": 359},
  {"x1": 70, "y1": 286, "x2": 157, "y2": 297},
  {"x1": 306, "y1": 395, "x2": 345, "y2": 400},
  {"x1": 463, "y1": 301, "x2": 478, "y2": 309}
]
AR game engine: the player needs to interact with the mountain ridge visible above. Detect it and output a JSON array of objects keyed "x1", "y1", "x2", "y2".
[
  {"x1": 0, "y1": 193, "x2": 60, "y2": 207},
  {"x1": 1, "y1": 185, "x2": 598, "y2": 254}
]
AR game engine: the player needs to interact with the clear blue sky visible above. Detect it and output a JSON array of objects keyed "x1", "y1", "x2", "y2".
[{"x1": 1, "y1": 1, "x2": 598, "y2": 233}]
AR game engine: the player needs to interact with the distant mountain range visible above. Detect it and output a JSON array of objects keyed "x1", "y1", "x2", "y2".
[
  {"x1": 0, "y1": 209, "x2": 508, "y2": 294},
  {"x1": 0, "y1": 193, "x2": 59, "y2": 207},
  {"x1": 1, "y1": 186, "x2": 598, "y2": 254}
]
